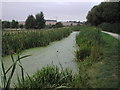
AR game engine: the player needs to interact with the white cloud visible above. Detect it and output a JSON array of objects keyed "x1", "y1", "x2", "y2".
[{"x1": 2, "y1": 2, "x2": 99, "y2": 21}]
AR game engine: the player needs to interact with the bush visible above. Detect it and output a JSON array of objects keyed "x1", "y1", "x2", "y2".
[
  {"x1": 55, "y1": 22, "x2": 63, "y2": 28},
  {"x1": 98, "y1": 23, "x2": 120, "y2": 34}
]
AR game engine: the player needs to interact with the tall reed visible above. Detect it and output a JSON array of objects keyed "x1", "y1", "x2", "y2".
[
  {"x1": 15, "y1": 64, "x2": 85, "y2": 88},
  {"x1": 76, "y1": 26, "x2": 103, "y2": 62},
  {"x1": 1, "y1": 52, "x2": 31, "y2": 89},
  {"x1": 2, "y1": 28, "x2": 72, "y2": 56}
]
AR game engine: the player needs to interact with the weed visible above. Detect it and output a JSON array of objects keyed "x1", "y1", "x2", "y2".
[{"x1": 1, "y1": 52, "x2": 31, "y2": 89}]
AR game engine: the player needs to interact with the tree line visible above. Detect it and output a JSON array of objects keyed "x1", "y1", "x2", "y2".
[
  {"x1": 2, "y1": 11, "x2": 64, "y2": 29},
  {"x1": 87, "y1": 2, "x2": 120, "y2": 26},
  {"x1": 2, "y1": 20, "x2": 22, "y2": 29},
  {"x1": 86, "y1": 2, "x2": 120, "y2": 33},
  {"x1": 2, "y1": 12, "x2": 45, "y2": 29}
]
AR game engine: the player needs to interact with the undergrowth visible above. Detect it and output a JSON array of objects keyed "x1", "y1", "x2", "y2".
[
  {"x1": 75, "y1": 26, "x2": 119, "y2": 88},
  {"x1": 15, "y1": 65, "x2": 85, "y2": 89},
  {"x1": 2, "y1": 28, "x2": 72, "y2": 56}
]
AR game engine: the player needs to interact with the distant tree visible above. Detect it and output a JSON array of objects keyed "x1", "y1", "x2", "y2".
[
  {"x1": 25, "y1": 15, "x2": 36, "y2": 29},
  {"x1": 10, "y1": 20, "x2": 18, "y2": 28},
  {"x1": 19, "y1": 24, "x2": 24, "y2": 29},
  {"x1": 35, "y1": 12, "x2": 46, "y2": 29},
  {"x1": 45, "y1": 24, "x2": 52, "y2": 29},
  {"x1": 0, "y1": 20, "x2": 1, "y2": 29},
  {"x1": 55, "y1": 22, "x2": 63, "y2": 28},
  {"x1": 51, "y1": 25, "x2": 56, "y2": 28},
  {"x1": 70, "y1": 23, "x2": 73, "y2": 26},
  {"x1": 77, "y1": 21, "x2": 81, "y2": 26},
  {"x1": 2, "y1": 21, "x2": 10, "y2": 29}
]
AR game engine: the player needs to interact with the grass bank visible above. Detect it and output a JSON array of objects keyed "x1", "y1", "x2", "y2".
[
  {"x1": 75, "y1": 26, "x2": 119, "y2": 88},
  {"x1": 2, "y1": 28, "x2": 72, "y2": 56}
]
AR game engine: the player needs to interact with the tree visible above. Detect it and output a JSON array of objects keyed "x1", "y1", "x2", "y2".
[
  {"x1": 25, "y1": 15, "x2": 36, "y2": 29},
  {"x1": 19, "y1": 24, "x2": 24, "y2": 29},
  {"x1": 86, "y1": 2, "x2": 120, "y2": 26},
  {"x1": 2, "y1": 21, "x2": 10, "y2": 29},
  {"x1": 55, "y1": 22, "x2": 63, "y2": 28},
  {"x1": 35, "y1": 12, "x2": 45, "y2": 29},
  {"x1": 10, "y1": 20, "x2": 18, "y2": 28},
  {"x1": 77, "y1": 21, "x2": 81, "y2": 26}
]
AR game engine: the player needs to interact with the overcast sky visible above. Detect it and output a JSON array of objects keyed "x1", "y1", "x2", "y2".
[{"x1": 2, "y1": 0, "x2": 104, "y2": 22}]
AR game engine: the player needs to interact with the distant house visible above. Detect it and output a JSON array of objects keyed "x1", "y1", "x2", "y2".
[
  {"x1": 18, "y1": 21, "x2": 25, "y2": 25},
  {"x1": 45, "y1": 20, "x2": 57, "y2": 25},
  {"x1": 18, "y1": 20, "x2": 57, "y2": 26},
  {"x1": 18, "y1": 20, "x2": 80, "y2": 26},
  {"x1": 61, "y1": 21, "x2": 79, "y2": 26}
]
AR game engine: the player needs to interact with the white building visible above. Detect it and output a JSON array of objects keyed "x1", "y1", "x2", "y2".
[
  {"x1": 45, "y1": 20, "x2": 57, "y2": 25},
  {"x1": 61, "y1": 22, "x2": 78, "y2": 26},
  {"x1": 18, "y1": 21, "x2": 25, "y2": 25},
  {"x1": 18, "y1": 20, "x2": 79, "y2": 26},
  {"x1": 18, "y1": 20, "x2": 57, "y2": 26}
]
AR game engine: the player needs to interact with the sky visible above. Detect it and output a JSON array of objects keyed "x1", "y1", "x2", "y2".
[{"x1": 1, "y1": 0, "x2": 105, "y2": 22}]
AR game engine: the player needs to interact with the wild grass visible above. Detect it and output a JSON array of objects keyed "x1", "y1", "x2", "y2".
[
  {"x1": 2, "y1": 28, "x2": 72, "y2": 56},
  {"x1": 1, "y1": 52, "x2": 31, "y2": 89},
  {"x1": 15, "y1": 64, "x2": 84, "y2": 89},
  {"x1": 70, "y1": 25, "x2": 81, "y2": 31},
  {"x1": 76, "y1": 26, "x2": 103, "y2": 62},
  {"x1": 75, "y1": 25, "x2": 119, "y2": 88}
]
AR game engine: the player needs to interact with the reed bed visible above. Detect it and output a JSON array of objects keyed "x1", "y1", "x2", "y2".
[{"x1": 2, "y1": 28, "x2": 72, "y2": 56}]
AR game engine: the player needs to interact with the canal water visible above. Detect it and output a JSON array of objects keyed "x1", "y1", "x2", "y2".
[{"x1": 2, "y1": 31, "x2": 79, "y2": 87}]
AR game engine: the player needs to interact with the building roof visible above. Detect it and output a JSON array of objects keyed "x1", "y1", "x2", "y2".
[{"x1": 46, "y1": 20, "x2": 57, "y2": 22}]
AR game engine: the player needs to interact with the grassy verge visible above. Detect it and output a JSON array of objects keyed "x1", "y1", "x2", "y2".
[
  {"x1": 87, "y1": 33, "x2": 119, "y2": 88},
  {"x1": 2, "y1": 28, "x2": 72, "y2": 56},
  {"x1": 75, "y1": 26, "x2": 119, "y2": 88}
]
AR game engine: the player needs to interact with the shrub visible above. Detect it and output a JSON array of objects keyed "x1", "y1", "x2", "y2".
[{"x1": 98, "y1": 23, "x2": 120, "y2": 34}]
